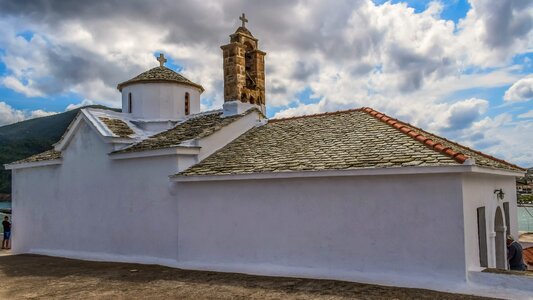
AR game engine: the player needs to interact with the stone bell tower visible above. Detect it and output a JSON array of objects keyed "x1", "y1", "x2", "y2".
[{"x1": 221, "y1": 13, "x2": 266, "y2": 114}]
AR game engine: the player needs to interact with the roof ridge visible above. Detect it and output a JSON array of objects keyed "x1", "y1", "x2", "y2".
[
  {"x1": 401, "y1": 114, "x2": 526, "y2": 171},
  {"x1": 269, "y1": 108, "x2": 364, "y2": 123},
  {"x1": 361, "y1": 107, "x2": 525, "y2": 171},
  {"x1": 361, "y1": 107, "x2": 468, "y2": 164}
]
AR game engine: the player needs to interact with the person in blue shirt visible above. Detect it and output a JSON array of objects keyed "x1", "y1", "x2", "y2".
[
  {"x1": 2, "y1": 216, "x2": 10, "y2": 250},
  {"x1": 507, "y1": 235, "x2": 527, "y2": 271}
]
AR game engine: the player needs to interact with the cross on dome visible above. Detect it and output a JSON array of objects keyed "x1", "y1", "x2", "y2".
[
  {"x1": 157, "y1": 53, "x2": 167, "y2": 67},
  {"x1": 239, "y1": 13, "x2": 248, "y2": 28}
]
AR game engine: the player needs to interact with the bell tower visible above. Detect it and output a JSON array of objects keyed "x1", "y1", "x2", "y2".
[{"x1": 221, "y1": 13, "x2": 266, "y2": 114}]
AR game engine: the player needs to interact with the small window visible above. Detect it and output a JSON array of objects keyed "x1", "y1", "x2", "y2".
[
  {"x1": 128, "y1": 93, "x2": 132, "y2": 114},
  {"x1": 503, "y1": 202, "x2": 510, "y2": 236},
  {"x1": 185, "y1": 92, "x2": 190, "y2": 115},
  {"x1": 477, "y1": 207, "x2": 488, "y2": 267}
]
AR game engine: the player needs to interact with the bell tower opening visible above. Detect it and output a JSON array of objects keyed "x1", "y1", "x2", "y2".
[
  {"x1": 244, "y1": 42, "x2": 256, "y2": 89},
  {"x1": 221, "y1": 13, "x2": 266, "y2": 113}
]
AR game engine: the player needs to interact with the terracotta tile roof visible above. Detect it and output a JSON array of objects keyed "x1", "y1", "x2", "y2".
[
  {"x1": 10, "y1": 149, "x2": 61, "y2": 165},
  {"x1": 177, "y1": 108, "x2": 524, "y2": 177},
  {"x1": 113, "y1": 110, "x2": 255, "y2": 154},
  {"x1": 524, "y1": 247, "x2": 533, "y2": 269},
  {"x1": 99, "y1": 117, "x2": 135, "y2": 138},
  {"x1": 362, "y1": 108, "x2": 524, "y2": 171},
  {"x1": 117, "y1": 66, "x2": 204, "y2": 92}
]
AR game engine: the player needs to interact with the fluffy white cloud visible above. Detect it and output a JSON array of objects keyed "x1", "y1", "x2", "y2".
[
  {"x1": 458, "y1": 113, "x2": 533, "y2": 167},
  {"x1": 65, "y1": 99, "x2": 95, "y2": 111},
  {"x1": 0, "y1": 101, "x2": 56, "y2": 126},
  {"x1": 0, "y1": 0, "x2": 531, "y2": 165},
  {"x1": 0, "y1": 101, "x2": 25, "y2": 125},
  {"x1": 518, "y1": 110, "x2": 533, "y2": 119},
  {"x1": 431, "y1": 98, "x2": 489, "y2": 131},
  {"x1": 1, "y1": 76, "x2": 43, "y2": 97},
  {"x1": 504, "y1": 77, "x2": 533, "y2": 102}
]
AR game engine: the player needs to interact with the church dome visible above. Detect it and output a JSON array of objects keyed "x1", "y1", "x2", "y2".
[
  {"x1": 118, "y1": 54, "x2": 203, "y2": 120},
  {"x1": 117, "y1": 66, "x2": 204, "y2": 92}
]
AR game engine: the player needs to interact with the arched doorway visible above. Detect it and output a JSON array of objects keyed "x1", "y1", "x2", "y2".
[{"x1": 494, "y1": 207, "x2": 506, "y2": 269}]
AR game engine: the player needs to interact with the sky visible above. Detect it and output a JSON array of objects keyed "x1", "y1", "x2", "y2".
[{"x1": 0, "y1": 0, "x2": 532, "y2": 167}]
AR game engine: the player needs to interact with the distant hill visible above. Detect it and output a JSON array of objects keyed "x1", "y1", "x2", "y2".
[{"x1": 0, "y1": 105, "x2": 118, "y2": 194}]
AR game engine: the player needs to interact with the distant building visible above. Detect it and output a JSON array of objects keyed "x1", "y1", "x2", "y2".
[
  {"x1": 517, "y1": 168, "x2": 533, "y2": 196},
  {"x1": 5, "y1": 15, "x2": 530, "y2": 296}
]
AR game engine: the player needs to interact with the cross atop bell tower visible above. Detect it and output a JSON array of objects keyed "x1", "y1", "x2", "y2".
[
  {"x1": 239, "y1": 13, "x2": 248, "y2": 28},
  {"x1": 221, "y1": 14, "x2": 266, "y2": 113}
]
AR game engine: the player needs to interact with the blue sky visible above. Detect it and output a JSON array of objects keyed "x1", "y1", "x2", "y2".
[{"x1": 0, "y1": 0, "x2": 532, "y2": 166}]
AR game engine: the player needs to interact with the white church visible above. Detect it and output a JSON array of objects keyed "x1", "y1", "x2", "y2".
[{"x1": 5, "y1": 16, "x2": 531, "y2": 296}]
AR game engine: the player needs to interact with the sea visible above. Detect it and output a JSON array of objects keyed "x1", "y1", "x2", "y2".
[
  {"x1": 519, "y1": 206, "x2": 533, "y2": 232},
  {"x1": 0, "y1": 202, "x2": 10, "y2": 210}
]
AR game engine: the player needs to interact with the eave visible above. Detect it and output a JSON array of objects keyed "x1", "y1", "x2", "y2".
[
  {"x1": 170, "y1": 164, "x2": 525, "y2": 182},
  {"x1": 4, "y1": 159, "x2": 62, "y2": 170},
  {"x1": 110, "y1": 146, "x2": 201, "y2": 160}
]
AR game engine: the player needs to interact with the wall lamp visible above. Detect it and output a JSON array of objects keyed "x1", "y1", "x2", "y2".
[{"x1": 494, "y1": 189, "x2": 505, "y2": 200}]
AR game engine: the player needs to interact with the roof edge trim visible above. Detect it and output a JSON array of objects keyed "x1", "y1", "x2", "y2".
[
  {"x1": 4, "y1": 159, "x2": 62, "y2": 170},
  {"x1": 362, "y1": 107, "x2": 469, "y2": 164},
  {"x1": 171, "y1": 165, "x2": 478, "y2": 182},
  {"x1": 361, "y1": 107, "x2": 525, "y2": 171},
  {"x1": 110, "y1": 146, "x2": 201, "y2": 160},
  {"x1": 117, "y1": 79, "x2": 205, "y2": 92}
]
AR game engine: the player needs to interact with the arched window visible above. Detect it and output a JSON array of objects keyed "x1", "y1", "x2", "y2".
[
  {"x1": 128, "y1": 93, "x2": 132, "y2": 113},
  {"x1": 184, "y1": 92, "x2": 190, "y2": 115}
]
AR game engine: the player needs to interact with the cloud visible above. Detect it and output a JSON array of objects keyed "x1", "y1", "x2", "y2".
[
  {"x1": 518, "y1": 110, "x2": 533, "y2": 119},
  {"x1": 0, "y1": 101, "x2": 56, "y2": 126},
  {"x1": 457, "y1": 0, "x2": 533, "y2": 66},
  {"x1": 0, "y1": 101, "x2": 25, "y2": 125},
  {"x1": 439, "y1": 98, "x2": 489, "y2": 131},
  {"x1": 504, "y1": 77, "x2": 533, "y2": 102},
  {"x1": 460, "y1": 113, "x2": 533, "y2": 167},
  {"x1": 1, "y1": 76, "x2": 43, "y2": 97},
  {"x1": 65, "y1": 99, "x2": 95, "y2": 111},
  {"x1": 0, "y1": 0, "x2": 531, "y2": 166}
]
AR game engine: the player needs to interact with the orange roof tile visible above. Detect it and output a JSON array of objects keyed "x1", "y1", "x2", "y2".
[
  {"x1": 361, "y1": 107, "x2": 524, "y2": 171},
  {"x1": 524, "y1": 247, "x2": 533, "y2": 267}
]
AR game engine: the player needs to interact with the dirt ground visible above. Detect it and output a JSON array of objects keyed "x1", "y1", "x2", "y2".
[{"x1": 0, "y1": 253, "x2": 494, "y2": 300}]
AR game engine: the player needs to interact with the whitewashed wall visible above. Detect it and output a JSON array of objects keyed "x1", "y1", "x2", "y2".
[
  {"x1": 462, "y1": 173, "x2": 518, "y2": 271},
  {"x1": 11, "y1": 121, "x2": 182, "y2": 263},
  {"x1": 175, "y1": 174, "x2": 468, "y2": 284},
  {"x1": 11, "y1": 111, "x2": 261, "y2": 263},
  {"x1": 121, "y1": 83, "x2": 201, "y2": 120},
  {"x1": 11, "y1": 113, "x2": 523, "y2": 292}
]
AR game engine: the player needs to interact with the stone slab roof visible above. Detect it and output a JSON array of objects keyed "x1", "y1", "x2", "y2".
[
  {"x1": 113, "y1": 110, "x2": 254, "y2": 154},
  {"x1": 11, "y1": 149, "x2": 61, "y2": 164},
  {"x1": 117, "y1": 66, "x2": 204, "y2": 92},
  {"x1": 362, "y1": 108, "x2": 523, "y2": 171},
  {"x1": 99, "y1": 117, "x2": 135, "y2": 138},
  {"x1": 177, "y1": 108, "x2": 524, "y2": 177}
]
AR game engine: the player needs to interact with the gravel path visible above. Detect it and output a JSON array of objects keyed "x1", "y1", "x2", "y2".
[{"x1": 0, "y1": 254, "x2": 495, "y2": 299}]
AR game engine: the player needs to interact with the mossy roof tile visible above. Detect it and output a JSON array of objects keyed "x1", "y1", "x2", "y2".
[
  {"x1": 117, "y1": 66, "x2": 203, "y2": 91},
  {"x1": 11, "y1": 149, "x2": 61, "y2": 164},
  {"x1": 177, "y1": 108, "x2": 523, "y2": 177},
  {"x1": 113, "y1": 110, "x2": 252, "y2": 154}
]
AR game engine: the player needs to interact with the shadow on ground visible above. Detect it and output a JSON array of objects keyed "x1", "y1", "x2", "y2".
[{"x1": 0, "y1": 254, "x2": 494, "y2": 299}]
